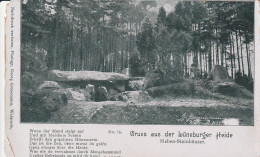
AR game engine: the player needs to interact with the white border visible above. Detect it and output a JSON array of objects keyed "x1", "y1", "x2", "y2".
[
  {"x1": 3, "y1": 0, "x2": 260, "y2": 157},
  {"x1": 0, "y1": 2, "x2": 9, "y2": 157}
]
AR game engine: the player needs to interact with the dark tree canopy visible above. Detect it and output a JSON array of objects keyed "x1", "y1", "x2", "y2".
[{"x1": 22, "y1": 0, "x2": 254, "y2": 85}]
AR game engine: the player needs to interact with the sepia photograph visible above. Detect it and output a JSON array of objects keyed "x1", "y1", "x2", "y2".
[{"x1": 21, "y1": 0, "x2": 254, "y2": 125}]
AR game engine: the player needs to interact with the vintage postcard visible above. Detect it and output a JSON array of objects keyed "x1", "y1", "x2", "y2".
[{"x1": 3, "y1": 0, "x2": 260, "y2": 156}]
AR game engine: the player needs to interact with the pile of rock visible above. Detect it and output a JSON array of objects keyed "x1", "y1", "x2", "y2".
[
  {"x1": 26, "y1": 69, "x2": 148, "y2": 122},
  {"x1": 52, "y1": 84, "x2": 95, "y2": 101},
  {"x1": 35, "y1": 70, "x2": 130, "y2": 102}
]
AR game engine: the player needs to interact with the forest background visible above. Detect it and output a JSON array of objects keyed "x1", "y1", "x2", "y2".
[{"x1": 21, "y1": 0, "x2": 254, "y2": 92}]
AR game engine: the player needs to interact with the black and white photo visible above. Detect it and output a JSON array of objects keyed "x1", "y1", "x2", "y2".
[{"x1": 21, "y1": 0, "x2": 255, "y2": 125}]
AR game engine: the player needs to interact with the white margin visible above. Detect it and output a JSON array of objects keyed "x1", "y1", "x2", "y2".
[{"x1": 0, "y1": 2, "x2": 9, "y2": 157}]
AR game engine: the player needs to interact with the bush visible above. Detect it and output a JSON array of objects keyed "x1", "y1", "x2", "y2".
[
  {"x1": 21, "y1": 89, "x2": 68, "y2": 122},
  {"x1": 235, "y1": 72, "x2": 243, "y2": 84},
  {"x1": 129, "y1": 53, "x2": 145, "y2": 77},
  {"x1": 144, "y1": 68, "x2": 166, "y2": 89},
  {"x1": 21, "y1": 43, "x2": 48, "y2": 91},
  {"x1": 203, "y1": 72, "x2": 208, "y2": 79},
  {"x1": 21, "y1": 72, "x2": 42, "y2": 92},
  {"x1": 235, "y1": 72, "x2": 254, "y2": 92},
  {"x1": 21, "y1": 91, "x2": 51, "y2": 122}
]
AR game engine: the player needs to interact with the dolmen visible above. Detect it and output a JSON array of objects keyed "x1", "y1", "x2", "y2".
[{"x1": 48, "y1": 70, "x2": 129, "y2": 101}]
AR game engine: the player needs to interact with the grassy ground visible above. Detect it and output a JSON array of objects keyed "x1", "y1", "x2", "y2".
[
  {"x1": 48, "y1": 80, "x2": 254, "y2": 125},
  {"x1": 48, "y1": 96, "x2": 253, "y2": 125}
]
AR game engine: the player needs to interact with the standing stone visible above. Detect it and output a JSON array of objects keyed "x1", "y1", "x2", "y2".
[
  {"x1": 84, "y1": 84, "x2": 95, "y2": 101},
  {"x1": 209, "y1": 65, "x2": 230, "y2": 82},
  {"x1": 96, "y1": 86, "x2": 109, "y2": 101}
]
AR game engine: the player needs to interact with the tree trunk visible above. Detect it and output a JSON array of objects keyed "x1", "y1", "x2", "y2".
[
  {"x1": 216, "y1": 29, "x2": 219, "y2": 65},
  {"x1": 235, "y1": 30, "x2": 241, "y2": 73},
  {"x1": 230, "y1": 37, "x2": 233, "y2": 79},
  {"x1": 205, "y1": 53, "x2": 208, "y2": 73},
  {"x1": 208, "y1": 40, "x2": 212, "y2": 73},
  {"x1": 221, "y1": 44, "x2": 224, "y2": 66},
  {"x1": 224, "y1": 46, "x2": 228, "y2": 72},
  {"x1": 53, "y1": 21, "x2": 59, "y2": 69},
  {"x1": 80, "y1": 27, "x2": 83, "y2": 70},
  {"x1": 231, "y1": 35, "x2": 236, "y2": 74},
  {"x1": 184, "y1": 53, "x2": 188, "y2": 76},
  {"x1": 212, "y1": 40, "x2": 215, "y2": 65},
  {"x1": 199, "y1": 51, "x2": 202, "y2": 77},
  {"x1": 245, "y1": 43, "x2": 251, "y2": 79},
  {"x1": 239, "y1": 30, "x2": 245, "y2": 75},
  {"x1": 216, "y1": 42, "x2": 219, "y2": 65}
]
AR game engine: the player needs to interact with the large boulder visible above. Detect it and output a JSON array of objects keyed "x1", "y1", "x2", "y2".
[
  {"x1": 38, "y1": 81, "x2": 61, "y2": 90},
  {"x1": 146, "y1": 81, "x2": 195, "y2": 98},
  {"x1": 48, "y1": 70, "x2": 129, "y2": 82},
  {"x1": 85, "y1": 84, "x2": 95, "y2": 101},
  {"x1": 69, "y1": 88, "x2": 85, "y2": 101},
  {"x1": 39, "y1": 91, "x2": 68, "y2": 112},
  {"x1": 121, "y1": 68, "x2": 130, "y2": 77},
  {"x1": 48, "y1": 70, "x2": 129, "y2": 96},
  {"x1": 54, "y1": 88, "x2": 87, "y2": 101},
  {"x1": 209, "y1": 65, "x2": 230, "y2": 82},
  {"x1": 110, "y1": 93, "x2": 128, "y2": 102},
  {"x1": 96, "y1": 86, "x2": 109, "y2": 101},
  {"x1": 108, "y1": 80, "x2": 126, "y2": 95},
  {"x1": 128, "y1": 79, "x2": 144, "y2": 91},
  {"x1": 110, "y1": 91, "x2": 151, "y2": 102},
  {"x1": 213, "y1": 82, "x2": 253, "y2": 99}
]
